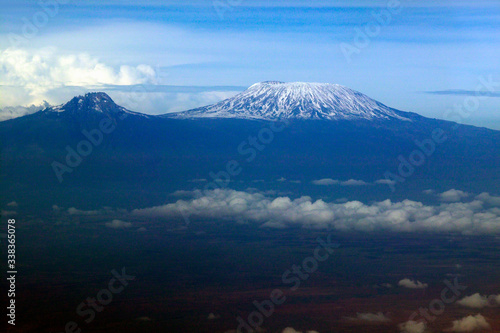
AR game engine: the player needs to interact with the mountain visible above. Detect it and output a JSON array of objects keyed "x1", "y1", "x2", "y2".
[
  {"x1": 1, "y1": 86, "x2": 499, "y2": 213},
  {"x1": 41, "y1": 92, "x2": 152, "y2": 120},
  {"x1": 164, "y1": 81, "x2": 413, "y2": 121}
]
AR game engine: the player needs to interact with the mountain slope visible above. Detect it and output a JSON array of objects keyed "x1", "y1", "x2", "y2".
[
  {"x1": 164, "y1": 81, "x2": 412, "y2": 121},
  {"x1": 1, "y1": 87, "x2": 499, "y2": 212},
  {"x1": 42, "y1": 92, "x2": 152, "y2": 120}
]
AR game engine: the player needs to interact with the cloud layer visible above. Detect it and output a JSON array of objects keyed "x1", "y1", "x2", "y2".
[{"x1": 132, "y1": 189, "x2": 500, "y2": 234}]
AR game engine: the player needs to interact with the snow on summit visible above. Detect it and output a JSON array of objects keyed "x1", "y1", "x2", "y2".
[
  {"x1": 167, "y1": 81, "x2": 412, "y2": 121},
  {"x1": 43, "y1": 92, "x2": 151, "y2": 118}
]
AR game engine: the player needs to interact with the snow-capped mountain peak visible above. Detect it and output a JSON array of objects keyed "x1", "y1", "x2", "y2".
[
  {"x1": 166, "y1": 81, "x2": 411, "y2": 121},
  {"x1": 44, "y1": 92, "x2": 150, "y2": 118}
]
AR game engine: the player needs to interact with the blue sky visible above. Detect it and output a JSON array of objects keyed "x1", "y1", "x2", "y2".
[{"x1": 0, "y1": 0, "x2": 499, "y2": 128}]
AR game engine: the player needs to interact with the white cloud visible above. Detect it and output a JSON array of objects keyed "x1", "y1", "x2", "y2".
[
  {"x1": 133, "y1": 189, "x2": 336, "y2": 229},
  {"x1": 6, "y1": 201, "x2": 18, "y2": 207},
  {"x1": 312, "y1": 178, "x2": 339, "y2": 185},
  {"x1": 131, "y1": 189, "x2": 500, "y2": 234},
  {"x1": 0, "y1": 102, "x2": 50, "y2": 121},
  {"x1": 457, "y1": 293, "x2": 500, "y2": 308},
  {"x1": 105, "y1": 219, "x2": 132, "y2": 229},
  {"x1": 448, "y1": 314, "x2": 490, "y2": 332},
  {"x1": 476, "y1": 192, "x2": 500, "y2": 206},
  {"x1": 340, "y1": 179, "x2": 369, "y2": 186},
  {"x1": 457, "y1": 294, "x2": 490, "y2": 309},
  {"x1": 398, "y1": 320, "x2": 427, "y2": 333},
  {"x1": 346, "y1": 312, "x2": 391, "y2": 323},
  {"x1": 375, "y1": 179, "x2": 396, "y2": 185},
  {"x1": 439, "y1": 189, "x2": 469, "y2": 202},
  {"x1": 0, "y1": 47, "x2": 156, "y2": 108},
  {"x1": 398, "y1": 278, "x2": 428, "y2": 289}
]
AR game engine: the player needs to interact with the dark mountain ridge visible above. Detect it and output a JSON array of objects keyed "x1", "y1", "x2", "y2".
[{"x1": 1, "y1": 87, "x2": 499, "y2": 212}]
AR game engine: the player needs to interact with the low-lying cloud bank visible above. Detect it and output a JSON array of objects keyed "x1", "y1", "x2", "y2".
[{"x1": 131, "y1": 189, "x2": 500, "y2": 234}]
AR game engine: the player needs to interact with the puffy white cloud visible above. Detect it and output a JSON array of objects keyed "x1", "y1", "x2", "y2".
[
  {"x1": 448, "y1": 314, "x2": 490, "y2": 332},
  {"x1": 398, "y1": 278, "x2": 428, "y2": 289},
  {"x1": 105, "y1": 219, "x2": 132, "y2": 229},
  {"x1": 457, "y1": 294, "x2": 490, "y2": 309},
  {"x1": 312, "y1": 178, "x2": 339, "y2": 185},
  {"x1": 346, "y1": 312, "x2": 391, "y2": 323},
  {"x1": 0, "y1": 47, "x2": 156, "y2": 108},
  {"x1": 398, "y1": 320, "x2": 427, "y2": 333},
  {"x1": 439, "y1": 189, "x2": 469, "y2": 202},
  {"x1": 340, "y1": 179, "x2": 369, "y2": 186},
  {"x1": 133, "y1": 189, "x2": 335, "y2": 229},
  {"x1": 457, "y1": 293, "x2": 500, "y2": 308},
  {"x1": 131, "y1": 189, "x2": 500, "y2": 234},
  {"x1": 6, "y1": 201, "x2": 18, "y2": 207},
  {"x1": 476, "y1": 192, "x2": 500, "y2": 206}
]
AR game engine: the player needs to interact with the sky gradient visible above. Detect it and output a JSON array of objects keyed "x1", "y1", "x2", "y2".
[{"x1": 0, "y1": 0, "x2": 499, "y2": 128}]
